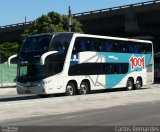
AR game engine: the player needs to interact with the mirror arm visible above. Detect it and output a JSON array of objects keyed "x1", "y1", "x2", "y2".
[
  {"x1": 8, "y1": 54, "x2": 18, "y2": 67},
  {"x1": 40, "y1": 51, "x2": 58, "y2": 65}
]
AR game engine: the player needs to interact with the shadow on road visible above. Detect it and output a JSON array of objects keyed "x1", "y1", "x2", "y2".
[
  {"x1": 0, "y1": 95, "x2": 39, "y2": 102},
  {"x1": 0, "y1": 93, "x2": 67, "y2": 102},
  {"x1": 0, "y1": 87, "x2": 150, "y2": 102}
]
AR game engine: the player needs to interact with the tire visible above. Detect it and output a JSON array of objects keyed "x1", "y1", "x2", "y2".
[
  {"x1": 135, "y1": 78, "x2": 142, "y2": 89},
  {"x1": 79, "y1": 82, "x2": 90, "y2": 95},
  {"x1": 65, "y1": 82, "x2": 76, "y2": 96},
  {"x1": 126, "y1": 78, "x2": 134, "y2": 90}
]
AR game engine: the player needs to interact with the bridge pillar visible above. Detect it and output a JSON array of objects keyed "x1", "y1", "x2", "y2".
[{"x1": 125, "y1": 8, "x2": 140, "y2": 33}]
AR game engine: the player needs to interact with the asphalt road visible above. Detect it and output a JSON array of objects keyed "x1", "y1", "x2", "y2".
[
  {"x1": 2, "y1": 101, "x2": 160, "y2": 126},
  {"x1": 1, "y1": 101, "x2": 160, "y2": 132},
  {"x1": 0, "y1": 84, "x2": 160, "y2": 132}
]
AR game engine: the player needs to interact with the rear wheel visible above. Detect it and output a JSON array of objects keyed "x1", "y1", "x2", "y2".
[
  {"x1": 135, "y1": 78, "x2": 142, "y2": 89},
  {"x1": 126, "y1": 78, "x2": 134, "y2": 90},
  {"x1": 65, "y1": 82, "x2": 76, "y2": 96},
  {"x1": 79, "y1": 82, "x2": 90, "y2": 95}
]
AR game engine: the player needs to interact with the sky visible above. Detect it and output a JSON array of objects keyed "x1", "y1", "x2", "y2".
[{"x1": 0, "y1": 0, "x2": 150, "y2": 26}]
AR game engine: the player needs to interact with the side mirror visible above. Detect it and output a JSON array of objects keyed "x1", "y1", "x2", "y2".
[
  {"x1": 40, "y1": 51, "x2": 58, "y2": 65},
  {"x1": 8, "y1": 54, "x2": 17, "y2": 67}
]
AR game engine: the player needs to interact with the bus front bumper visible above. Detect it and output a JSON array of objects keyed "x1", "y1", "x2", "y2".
[{"x1": 17, "y1": 82, "x2": 46, "y2": 95}]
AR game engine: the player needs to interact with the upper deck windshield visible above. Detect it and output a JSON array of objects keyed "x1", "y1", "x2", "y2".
[{"x1": 20, "y1": 35, "x2": 52, "y2": 54}]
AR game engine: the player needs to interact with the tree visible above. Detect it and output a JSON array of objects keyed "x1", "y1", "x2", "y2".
[
  {"x1": 0, "y1": 42, "x2": 19, "y2": 62},
  {"x1": 22, "y1": 12, "x2": 83, "y2": 39}
]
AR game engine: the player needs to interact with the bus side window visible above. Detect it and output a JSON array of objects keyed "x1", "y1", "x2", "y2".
[
  {"x1": 140, "y1": 45, "x2": 146, "y2": 54},
  {"x1": 125, "y1": 44, "x2": 129, "y2": 53},
  {"x1": 86, "y1": 39, "x2": 91, "y2": 51},
  {"x1": 134, "y1": 44, "x2": 140, "y2": 53},
  {"x1": 102, "y1": 64, "x2": 107, "y2": 74},
  {"x1": 90, "y1": 40, "x2": 95, "y2": 51},
  {"x1": 94, "y1": 39, "x2": 101, "y2": 52},
  {"x1": 50, "y1": 37, "x2": 70, "y2": 52},
  {"x1": 79, "y1": 39, "x2": 86, "y2": 52},
  {"x1": 73, "y1": 38, "x2": 87, "y2": 53},
  {"x1": 106, "y1": 64, "x2": 114, "y2": 74},
  {"x1": 121, "y1": 43, "x2": 129, "y2": 53},
  {"x1": 73, "y1": 39, "x2": 80, "y2": 54},
  {"x1": 104, "y1": 41, "x2": 114, "y2": 52},
  {"x1": 128, "y1": 44, "x2": 134, "y2": 53},
  {"x1": 115, "y1": 64, "x2": 121, "y2": 74},
  {"x1": 146, "y1": 43, "x2": 152, "y2": 54},
  {"x1": 114, "y1": 42, "x2": 121, "y2": 52}
]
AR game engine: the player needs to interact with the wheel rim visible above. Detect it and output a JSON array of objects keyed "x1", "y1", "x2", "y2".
[
  {"x1": 127, "y1": 81, "x2": 133, "y2": 90},
  {"x1": 136, "y1": 80, "x2": 141, "y2": 89},
  {"x1": 66, "y1": 85, "x2": 74, "y2": 95},
  {"x1": 80, "y1": 84, "x2": 87, "y2": 94}
]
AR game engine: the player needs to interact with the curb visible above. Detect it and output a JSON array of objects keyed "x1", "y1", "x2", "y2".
[{"x1": 0, "y1": 83, "x2": 16, "y2": 88}]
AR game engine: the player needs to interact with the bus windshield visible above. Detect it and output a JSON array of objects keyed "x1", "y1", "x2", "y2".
[
  {"x1": 17, "y1": 33, "x2": 73, "y2": 82},
  {"x1": 20, "y1": 35, "x2": 52, "y2": 54}
]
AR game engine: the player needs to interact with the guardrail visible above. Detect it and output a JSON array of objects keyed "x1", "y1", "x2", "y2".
[
  {"x1": 72, "y1": 0, "x2": 160, "y2": 17},
  {"x1": 0, "y1": 21, "x2": 32, "y2": 29}
]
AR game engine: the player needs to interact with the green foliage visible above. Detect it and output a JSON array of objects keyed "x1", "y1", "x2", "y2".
[
  {"x1": 0, "y1": 42, "x2": 20, "y2": 62},
  {"x1": 22, "y1": 12, "x2": 83, "y2": 39},
  {"x1": 0, "y1": 12, "x2": 83, "y2": 62}
]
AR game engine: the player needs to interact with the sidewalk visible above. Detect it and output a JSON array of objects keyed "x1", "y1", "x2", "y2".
[
  {"x1": 0, "y1": 83, "x2": 16, "y2": 88},
  {"x1": 0, "y1": 87, "x2": 16, "y2": 95}
]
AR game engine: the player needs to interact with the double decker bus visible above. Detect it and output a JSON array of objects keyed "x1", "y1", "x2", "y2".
[{"x1": 8, "y1": 33, "x2": 154, "y2": 97}]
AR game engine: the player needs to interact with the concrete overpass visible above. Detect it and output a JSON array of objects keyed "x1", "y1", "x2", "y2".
[
  {"x1": 0, "y1": 22, "x2": 31, "y2": 42},
  {"x1": 0, "y1": 0, "x2": 160, "y2": 51},
  {"x1": 73, "y1": 0, "x2": 160, "y2": 37}
]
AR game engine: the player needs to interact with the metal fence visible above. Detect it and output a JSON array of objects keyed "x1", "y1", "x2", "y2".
[{"x1": 0, "y1": 63, "x2": 17, "y2": 87}]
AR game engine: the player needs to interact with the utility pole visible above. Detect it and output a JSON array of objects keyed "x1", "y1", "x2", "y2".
[
  {"x1": 25, "y1": 16, "x2": 27, "y2": 24},
  {"x1": 68, "y1": 6, "x2": 72, "y2": 32}
]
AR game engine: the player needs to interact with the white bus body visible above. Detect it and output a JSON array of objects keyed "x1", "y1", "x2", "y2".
[{"x1": 15, "y1": 33, "x2": 154, "y2": 96}]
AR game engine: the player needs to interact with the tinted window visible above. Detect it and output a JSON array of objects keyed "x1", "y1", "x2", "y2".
[
  {"x1": 69, "y1": 63, "x2": 100, "y2": 75},
  {"x1": 73, "y1": 37, "x2": 152, "y2": 54},
  {"x1": 50, "y1": 34, "x2": 72, "y2": 52},
  {"x1": 73, "y1": 38, "x2": 87, "y2": 53},
  {"x1": 140, "y1": 45, "x2": 146, "y2": 53},
  {"x1": 47, "y1": 34, "x2": 73, "y2": 76},
  {"x1": 69, "y1": 63, "x2": 128, "y2": 76},
  {"x1": 102, "y1": 41, "x2": 114, "y2": 52},
  {"x1": 120, "y1": 43, "x2": 129, "y2": 53},
  {"x1": 21, "y1": 36, "x2": 52, "y2": 53},
  {"x1": 134, "y1": 44, "x2": 140, "y2": 53},
  {"x1": 146, "y1": 43, "x2": 152, "y2": 54},
  {"x1": 128, "y1": 44, "x2": 134, "y2": 53}
]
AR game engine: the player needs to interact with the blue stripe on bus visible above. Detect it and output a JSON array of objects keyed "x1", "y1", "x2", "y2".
[{"x1": 97, "y1": 52, "x2": 152, "y2": 88}]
